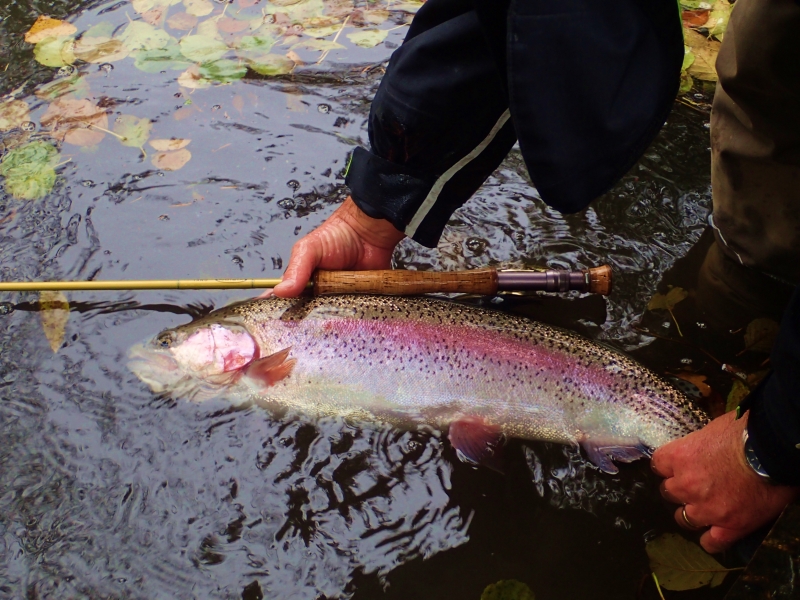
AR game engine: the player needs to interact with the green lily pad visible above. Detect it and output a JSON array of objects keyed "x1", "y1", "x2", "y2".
[
  {"x1": 179, "y1": 34, "x2": 229, "y2": 63},
  {"x1": 134, "y1": 44, "x2": 193, "y2": 72},
  {"x1": 34, "y1": 36, "x2": 76, "y2": 67},
  {"x1": 113, "y1": 115, "x2": 152, "y2": 147},
  {"x1": 198, "y1": 59, "x2": 247, "y2": 83},
  {"x1": 0, "y1": 141, "x2": 61, "y2": 200},
  {"x1": 246, "y1": 53, "x2": 294, "y2": 75},
  {"x1": 346, "y1": 29, "x2": 388, "y2": 48},
  {"x1": 118, "y1": 21, "x2": 173, "y2": 52}
]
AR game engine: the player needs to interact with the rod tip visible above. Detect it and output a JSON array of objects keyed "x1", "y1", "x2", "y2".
[{"x1": 587, "y1": 265, "x2": 612, "y2": 296}]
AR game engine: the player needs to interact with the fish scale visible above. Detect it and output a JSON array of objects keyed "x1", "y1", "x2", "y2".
[{"x1": 129, "y1": 295, "x2": 709, "y2": 473}]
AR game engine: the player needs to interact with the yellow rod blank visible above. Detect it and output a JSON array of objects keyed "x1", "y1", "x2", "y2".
[{"x1": 0, "y1": 279, "x2": 295, "y2": 292}]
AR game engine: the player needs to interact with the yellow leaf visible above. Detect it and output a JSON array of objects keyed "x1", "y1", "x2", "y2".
[
  {"x1": 649, "y1": 286, "x2": 688, "y2": 311},
  {"x1": 647, "y1": 533, "x2": 736, "y2": 590},
  {"x1": 149, "y1": 138, "x2": 191, "y2": 151},
  {"x1": 726, "y1": 379, "x2": 750, "y2": 412},
  {"x1": 152, "y1": 148, "x2": 192, "y2": 170},
  {"x1": 39, "y1": 291, "x2": 69, "y2": 353},
  {"x1": 25, "y1": 16, "x2": 77, "y2": 44}
]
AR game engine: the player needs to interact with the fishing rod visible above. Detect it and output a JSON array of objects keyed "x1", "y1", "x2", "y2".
[{"x1": 0, "y1": 265, "x2": 612, "y2": 296}]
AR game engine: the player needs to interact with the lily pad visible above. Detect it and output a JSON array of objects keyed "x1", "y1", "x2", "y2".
[
  {"x1": 34, "y1": 36, "x2": 76, "y2": 67},
  {"x1": 179, "y1": 34, "x2": 229, "y2": 63},
  {"x1": 198, "y1": 59, "x2": 247, "y2": 83},
  {"x1": 346, "y1": 29, "x2": 388, "y2": 48},
  {"x1": 25, "y1": 16, "x2": 77, "y2": 44},
  {"x1": 113, "y1": 115, "x2": 152, "y2": 147},
  {"x1": 118, "y1": 21, "x2": 173, "y2": 52},
  {"x1": 0, "y1": 140, "x2": 61, "y2": 200},
  {"x1": 246, "y1": 53, "x2": 294, "y2": 75},
  {"x1": 74, "y1": 36, "x2": 129, "y2": 63},
  {"x1": 0, "y1": 100, "x2": 31, "y2": 132}
]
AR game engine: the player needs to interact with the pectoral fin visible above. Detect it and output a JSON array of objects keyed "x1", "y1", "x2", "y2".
[
  {"x1": 246, "y1": 347, "x2": 296, "y2": 386},
  {"x1": 579, "y1": 436, "x2": 652, "y2": 474},
  {"x1": 448, "y1": 416, "x2": 505, "y2": 473}
]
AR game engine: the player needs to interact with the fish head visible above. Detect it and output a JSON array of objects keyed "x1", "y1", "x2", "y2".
[{"x1": 129, "y1": 316, "x2": 258, "y2": 399}]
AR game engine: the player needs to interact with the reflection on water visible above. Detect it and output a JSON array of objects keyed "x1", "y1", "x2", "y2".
[{"x1": 0, "y1": 0, "x2": 730, "y2": 597}]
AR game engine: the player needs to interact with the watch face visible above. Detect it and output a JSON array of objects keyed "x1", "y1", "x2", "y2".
[{"x1": 744, "y1": 436, "x2": 771, "y2": 479}]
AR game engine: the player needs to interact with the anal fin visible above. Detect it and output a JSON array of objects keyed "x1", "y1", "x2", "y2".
[
  {"x1": 448, "y1": 416, "x2": 505, "y2": 473},
  {"x1": 580, "y1": 436, "x2": 652, "y2": 474},
  {"x1": 246, "y1": 347, "x2": 296, "y2": 386}
]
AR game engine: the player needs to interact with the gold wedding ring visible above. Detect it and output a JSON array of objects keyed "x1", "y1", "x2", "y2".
[{"x1": 681, "y1": 505, "x2": 704, "y2": 530}]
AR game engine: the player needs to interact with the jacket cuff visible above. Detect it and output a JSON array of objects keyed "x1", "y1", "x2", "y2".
[
  {"x1": 345, "y1": 147, "x2": 441, "y2": 248},
  {"x1": 746, "y1": 373, "x2": 800, "y2": 486}
]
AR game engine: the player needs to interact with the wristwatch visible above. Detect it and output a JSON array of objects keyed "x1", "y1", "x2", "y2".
[{"x1": 743, "y1": 429, "x2": 772, "y2": 482}]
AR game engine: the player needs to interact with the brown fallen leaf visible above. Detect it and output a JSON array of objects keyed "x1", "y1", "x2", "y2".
[
  {"x1": 25, "y1": 15, "x2": 78, "y2": 44},
  {"x1": 167, "y1": 11, "x2": 199, "y2": 31},
  {"x1": 218, "y1": 16, "x2": 251, "y2": 33},
  {"x1": 682, "y1": 9, "x2": 710, "y2": 27},
  {"x1": 673, "y1": 371, "x2": 712, "y2": 398},
  {"x1": 40, "y1": 96, "x2": 109, "y2": 147},
  {"x1": 149, "y1": 138, "x2": 191, "y2": 151},
  {"x1": 152, "y1": 148, "x2": 192, "y2": 170},
  {"x1": 143, "y1": 6, "x2": 167, "y2": 25},
  {"x1": 73, "y1": 36, "x2": 129, "y2": 63},
  {"x1": 684, "y1": 27, "x2": 720, "y2": 81},
  {"x1": 39, "y1": 290, "x2": 69, "y2": 353},
  {"x1": 173, "y1": 106, "x2": 196, "y2": 121},
  {"x1": 743, "y1": 318, "x2": 780, "y2": 353},
  {"x1": 0, "y1": 100, "x2": 31, "y2": 132}
]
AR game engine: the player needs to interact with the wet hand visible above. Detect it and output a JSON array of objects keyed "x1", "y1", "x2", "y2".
[
  {"x1": 651, "y1": 410, "x2": 800, "y2": 553},
  {"x1": 271, "y1": 197, "x2": 406, "y2": 298}
]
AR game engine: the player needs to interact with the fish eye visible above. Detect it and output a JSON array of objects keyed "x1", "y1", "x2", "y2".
[{"x1": 156, "y1": 331, "x2": 176, "y2": 348}]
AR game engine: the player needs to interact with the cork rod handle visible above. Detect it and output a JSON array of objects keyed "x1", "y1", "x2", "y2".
[{"x1": 313, "y1": 268, "x2": 499, "y2": 296}]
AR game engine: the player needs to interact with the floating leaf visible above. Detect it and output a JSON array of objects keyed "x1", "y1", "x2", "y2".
[
  {"x1": 183, "y1": 0, "x2": 214, "y2": 16},
  {"x1": 363, "y1": 9, "x2": 390, "y2": 25},
  {"x1": 0, "y1": 100, "x2": 30, "y2": 132},
  {"x1": 264, "y1": 0, "x2": 325, "y2": 22},
  {"x1": 177, "y1": 65, "x2": 212, "y2": 88},
  {"x1": 25, "y1": 16, "x2": 77, "y2": 44},
  {"x1": 304, "y1": 24, "x2": 341, "y2": 38},
  {"x1": 34, "y1": 36, "x2": 76, "y2": 67},
  {"x1": 246, "y1": 53, "x2": 294, "y2": 75},
  {"x1": 744, "y1": 318, "x2": 779, "y2": 353},
  {"x1": 41, "y1": 96, "x2": 109, "y2": 147},
  {"x1": 142, "y1": 6, "x2": 167, "y2": 26},
  {"x1": 647, "y1": 533, "x2": 735, "y2": 590},
  {"x1": 149, "y1": 138, "x2": 190, "y2": 151},
  {"x1": 113, "y1": 115, "x2": 152, "y2": 147},
  {"x1": 235, "y1": 34, "x2": 276, "y2": 57},
  {"x1": 179, "y1": 34, "x2": 229, "y2": 62},
  {"x1": 347, "y1": 29, "x2": 388, "y2": 48},
  {"x1": 132, "y1": 0, "x2": 157, "y2": 13},
  {"x1": 152, "y1": 148, "x2": 192, "y2": 171},
  {"x1": 480, "y1": 580, "x2": 536, "y2": 600},
  {"x1": 291, "y1": 38, "x2": 345, "y2": 51},
  {"x1": 39, "y1": 291, "x2": 69, "y2": 353},
  {"x1": 198, "y1": 59, "x2": 247, "y2": 83},
  {"x1": 648, "y1": 287, "x2": 688, "y2": 311},
  {"x1": 217, "y1": 16, "x2": 252, "y2": 33},
  {"x1": 196, "y1": 18, "x2": 222, "y2": 39},
  {"x1": 167, "y1": 11, "x2": 199, "y2": 30},
  {"x1": 0, "y1": 140, "x2": 60, "y2": 200},
  {"x1": 133, "y1": 44, "x2": 192, "y2": 72},
  {"x1": 74, "y1": 36, "x2": 129, "y2": 63},
  {"x1": 84, "y1": 21, "x2": 116, "y2": 38},
  {"x1": 118, "y1": 21, "x2": 173, "y2": 52}
]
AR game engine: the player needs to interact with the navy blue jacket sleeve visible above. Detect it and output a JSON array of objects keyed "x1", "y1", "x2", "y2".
[
  {"x1": 345, "y1": 0, "x2": 683, "y2": 248},
  {"x1": 744, "y1": 287, "x2": 800, "y2": 486}
]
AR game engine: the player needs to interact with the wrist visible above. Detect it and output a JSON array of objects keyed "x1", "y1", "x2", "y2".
[{"x1": 338, "y1": 197, "x2": 406, "y2": 250}]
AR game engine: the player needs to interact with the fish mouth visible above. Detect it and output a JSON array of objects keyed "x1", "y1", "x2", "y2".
[{"x1": 128, "y1": 343, "x2": 183, "y2": 393}]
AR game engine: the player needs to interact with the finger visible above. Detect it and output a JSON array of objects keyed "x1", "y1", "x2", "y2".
[
  {"x1": 257, "y1": 288, "x2": 274, "y2": 299},
  {"x1": 650, "y1": 446, "x2": 675, "y2": 478},
  {"x1": 273, "y1": 239, "x2": 320, "y2": 298},
  {"x1": 700, "y1": 526, "x2": 743, "y2": 554},
  {"x1": 674, "y1": 505, "x2": 707, "y2": 531},
  {"x1": 659, "y1": 479, "x2": 683, "y2": 504}
]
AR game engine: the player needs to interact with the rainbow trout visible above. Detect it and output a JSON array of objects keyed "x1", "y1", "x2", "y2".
[{"x1": 129, "y1": 295, "x2": 708, "y2": 473}]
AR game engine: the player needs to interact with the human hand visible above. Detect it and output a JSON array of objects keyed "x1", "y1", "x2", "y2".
[
  {"x1": 652, "y1": 410, "x2": 800, "y2": 553},
  {"x1": 271, "y1": 197, "x2": 406, "y2": 297}
]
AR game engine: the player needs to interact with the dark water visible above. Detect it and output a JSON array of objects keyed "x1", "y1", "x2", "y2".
[{"x1": 0, "y1": 1, "x2": 745, "y2": 598}]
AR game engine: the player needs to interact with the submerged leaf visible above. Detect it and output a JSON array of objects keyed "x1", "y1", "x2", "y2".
[
  {"x1": 133, "y1": 44, "x2": 192, "y2": 72},
  {"x1": 198, "y1": 59, "x2": 247, "y2": 83},
  {"x1": 41, "y1": 96, "x2": 109, "y2": 146},
  {"x1": 246, "y1": 53, "x2": 294, "y2": 75},
  {"x1": 39, "y1": 291, "x2": 69, "y2": 353},
  {"x1": 346, "y1": 29, "x2": 388, "y2": 48},
  {"x1": 179, "y1": 34, "x2": 229, "y2": 62},
  {"x1": 149, "y1": 138, "x2": 190, "y2": 151},
  {"x1": 480, "y1": 580, "x2": 536, "y2": 600},
  {"x1": 152, "y1": 148, "x2": 192, "y2": 170},
  {"x1": 647, "y1": 533, "x2": 733, "y2": 590},
  {"x1": 648, "y1": 287, "x2": 689, "y2": 312},
  {"x1": 34, "y1": 36, "x2": 76, "y2": 67},
  {"x1": 113, "y1": 115, "x2": 152, "y2": 147},
  {"x1": 74, "y1": 36, "x2": 129, "y2": 63},
  {"x1": 0, "y1": 100, "x2": 31, "y2": 132},
  {"x1": 25, "y1": 16, "x2": 77, "y2": 44},
  {"x1": 744, "y1": 318, "x2": 779, "y2": 353},
  {"x1": 0, "y1": 140, "x2": 60, "y2": 200}
]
